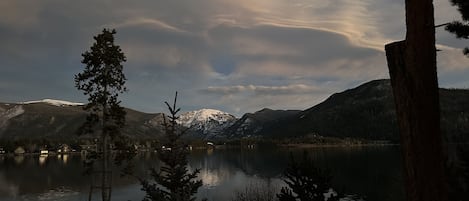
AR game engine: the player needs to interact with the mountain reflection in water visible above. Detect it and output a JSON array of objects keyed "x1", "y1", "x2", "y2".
[{"x1": 0, "y1": 146, "x2": 404, "y2": 201}]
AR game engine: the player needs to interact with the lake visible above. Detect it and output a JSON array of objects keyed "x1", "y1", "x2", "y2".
[{"x1": 0, "y1": 146, "x2": 404, "y2": 201}]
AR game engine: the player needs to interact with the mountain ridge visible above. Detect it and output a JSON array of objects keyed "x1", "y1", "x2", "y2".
[
  {"x1": 20, "y1": 99, "x2": 84, "y2": 106},
  {"x1": 2, "y1": 79, "x2": 469, "y2": 142},
  {"x1": 242, "y1": 79, "x2": 469, "y2": 142}
]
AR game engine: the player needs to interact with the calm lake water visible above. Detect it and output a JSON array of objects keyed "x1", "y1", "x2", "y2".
[{"x1": 0, "y1": 146, "x2": 404, "y2": 201}]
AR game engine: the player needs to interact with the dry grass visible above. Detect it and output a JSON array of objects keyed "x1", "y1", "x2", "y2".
[{"x1": 231, "y1": 181, "x2": 280, "y2": 201}]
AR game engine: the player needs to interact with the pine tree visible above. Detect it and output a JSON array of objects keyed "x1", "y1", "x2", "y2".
[
  {"x1": 75, "y1": 28, "x2": 127, "y2": 201},
  {"x1": 141, "y1": 92, "x2": 204, "y2": 201},
  {"x1": 445, "y1": 3, "x2": 469, "y2": 200},
  {"x1": 445, "y1": 0, "x2": 469, "y2": 55},
  {"x1": 277, "y1": 152, "x2": 343, "y2": 201}
]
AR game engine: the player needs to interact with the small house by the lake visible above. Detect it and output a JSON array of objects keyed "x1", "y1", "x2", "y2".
[
  {"x1": 57, "y1": 144, "x2": 71, "y2": 153},
  {"x1": 80, "y1": 144, "x2": 98, "y2": 155},
  {"x1": 40, "y1": 149, "x2": 49, "y2": 155},
  {"x1": 14, "y1": 146, "x2": 25, "y2": 155}
]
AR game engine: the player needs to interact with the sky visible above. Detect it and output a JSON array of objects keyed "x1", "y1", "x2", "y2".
[{"x1": 0, "y1": 0, "x2": 468, "y2": 116}]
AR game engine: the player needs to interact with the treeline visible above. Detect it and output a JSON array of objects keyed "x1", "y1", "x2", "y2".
[{"x1": 0, "y1": 138, "x2": 161, "y2": 153}]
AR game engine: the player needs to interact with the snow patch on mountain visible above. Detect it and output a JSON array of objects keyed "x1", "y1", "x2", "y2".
[
  {"x1": 21, "y1": 99, "x2": 84, "y2": 107},
  {"x1": 0, "y1": 105, "x2": 24, "y2": 127},
  {"x1": 177, "y1": 109, "x2": 237, "y2": 138},
  {"x1": 178, "y1": 109, "x2": 235, "y2": 126}
]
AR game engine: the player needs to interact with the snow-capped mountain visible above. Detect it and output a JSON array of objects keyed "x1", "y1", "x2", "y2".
[
  {"x1": 177, "y1": 109, "x2": 237, "y2": 139},
  {"x1": 21, "y1": 99, "x2": 84, "y2": 106}
]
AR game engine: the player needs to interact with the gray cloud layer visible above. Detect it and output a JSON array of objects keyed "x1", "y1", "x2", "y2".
[
  {"x1": 0, "y1": 0, "x2": 467, "y2": 116},
  {"x1": 201, "y1": 84, "x2": 322, "y2": 95}
]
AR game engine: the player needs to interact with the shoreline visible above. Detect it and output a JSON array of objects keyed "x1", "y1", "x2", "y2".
[{"x1": 277, "y1": 143, "x2": 400, "y2": 148}]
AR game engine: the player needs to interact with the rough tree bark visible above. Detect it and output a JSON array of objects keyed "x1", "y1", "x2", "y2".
[{"x1": 384, "y1": 0, "x2": 448, "y2": 201}]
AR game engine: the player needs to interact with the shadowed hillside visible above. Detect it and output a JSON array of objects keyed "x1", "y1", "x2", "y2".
[
  {"x1": 226, "y1": 108, "x2": 301, "y2": 138},
  {"x1": 230, "y1": 79, "x2": 469, "y2": 142},
  {"x1": 280, "y1": 79, "x2": 398, "y2": 140},
  {"x1": 0, "y1": 102, "x2": 165, "y2": 140}
]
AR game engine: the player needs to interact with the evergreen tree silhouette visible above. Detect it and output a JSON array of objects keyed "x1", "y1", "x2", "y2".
[
  {"x1": 445, "y1": 3, "x2": 469, "y2": 200},
  {"x1": 445, "y1": 0, "x2": 469, "y2": 56},
  {"x1": 75, "y1": 28, "x2": 128, "y2": 201},
  {"x1": 277, "y1": 151, "x2": 343, "y2": 201},
  {"x1": 141, "y1": 92, "x2": 204, "y2": 201}
]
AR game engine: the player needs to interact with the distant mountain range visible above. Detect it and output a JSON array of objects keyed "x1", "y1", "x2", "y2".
[{"x1": 1, "y1": 79, "x2": 469, "y2": 142}]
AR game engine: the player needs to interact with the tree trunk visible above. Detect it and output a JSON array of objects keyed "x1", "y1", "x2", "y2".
[
  {"x1": 102, "y1": 129, "x2": 110, "y2": 201},
  {"x1": 384, "y1": 0, "x2": 448, "y2": 200},
  {"x1": 102, "y1": 84, "x2": 111, "y2": 201}
]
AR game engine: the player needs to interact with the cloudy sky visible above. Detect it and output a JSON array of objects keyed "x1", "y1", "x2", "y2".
[{"x1": 0, "y1": 0, "x2": 467, "y2": 116}]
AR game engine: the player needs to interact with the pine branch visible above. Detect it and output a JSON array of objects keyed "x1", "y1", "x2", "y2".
[{"x1": 446, "y1": 21, "x2": 469, "y2": 39}]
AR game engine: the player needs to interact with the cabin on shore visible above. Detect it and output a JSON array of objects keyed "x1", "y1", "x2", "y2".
[
  {"x1": 14, "y1": 146, "x2": 25, "y2": 155},
  {"x1": 206, "y1": 142, "x2": 216, "y2": 150},
  {"x1": 40, "y1": 149, "x2": 49, "y2": 155},
  {"x1": 57, "y1": 144, "x2": 71, "y2": 153},
  {"x1": 80, "y1": 144, "x2": 98, "y2": 155}
]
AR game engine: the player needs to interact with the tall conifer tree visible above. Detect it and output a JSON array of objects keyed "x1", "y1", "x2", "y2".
[{"x1": 75, "y1": 28, "x2": 127, "y2": 201}]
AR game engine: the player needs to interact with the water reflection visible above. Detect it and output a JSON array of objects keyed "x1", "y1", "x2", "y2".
[
  {"x1": 63, "y1": 154, "x2": 69, "y2": 164},
  {"x1": 189, "y1": 147, "x2": 405, "y2": 201},
  {"x1": 0, "y1": 147, "x2": 404, "y2": 201},
  {"x1": 206, "y1": 148, "x2": 213, "y2": 155},
  {"x1": 199, "y1": 169, "x2": 220, "y2": 187},
  {"x1": 57, "y1": 154, "x2": 69, "y2": 164},
  {"x1": 36, "y1": 187, "x2": 79, "y2": 201},
  {"x1": 39, "y1": 155, "x2": 47, "y2": 166},
  {"x1": 14, "y1": 155, "x2": 24, "y2": 164},
  {"x1": 0, "y1": 174, "x2": 19, "y2": 198}
]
